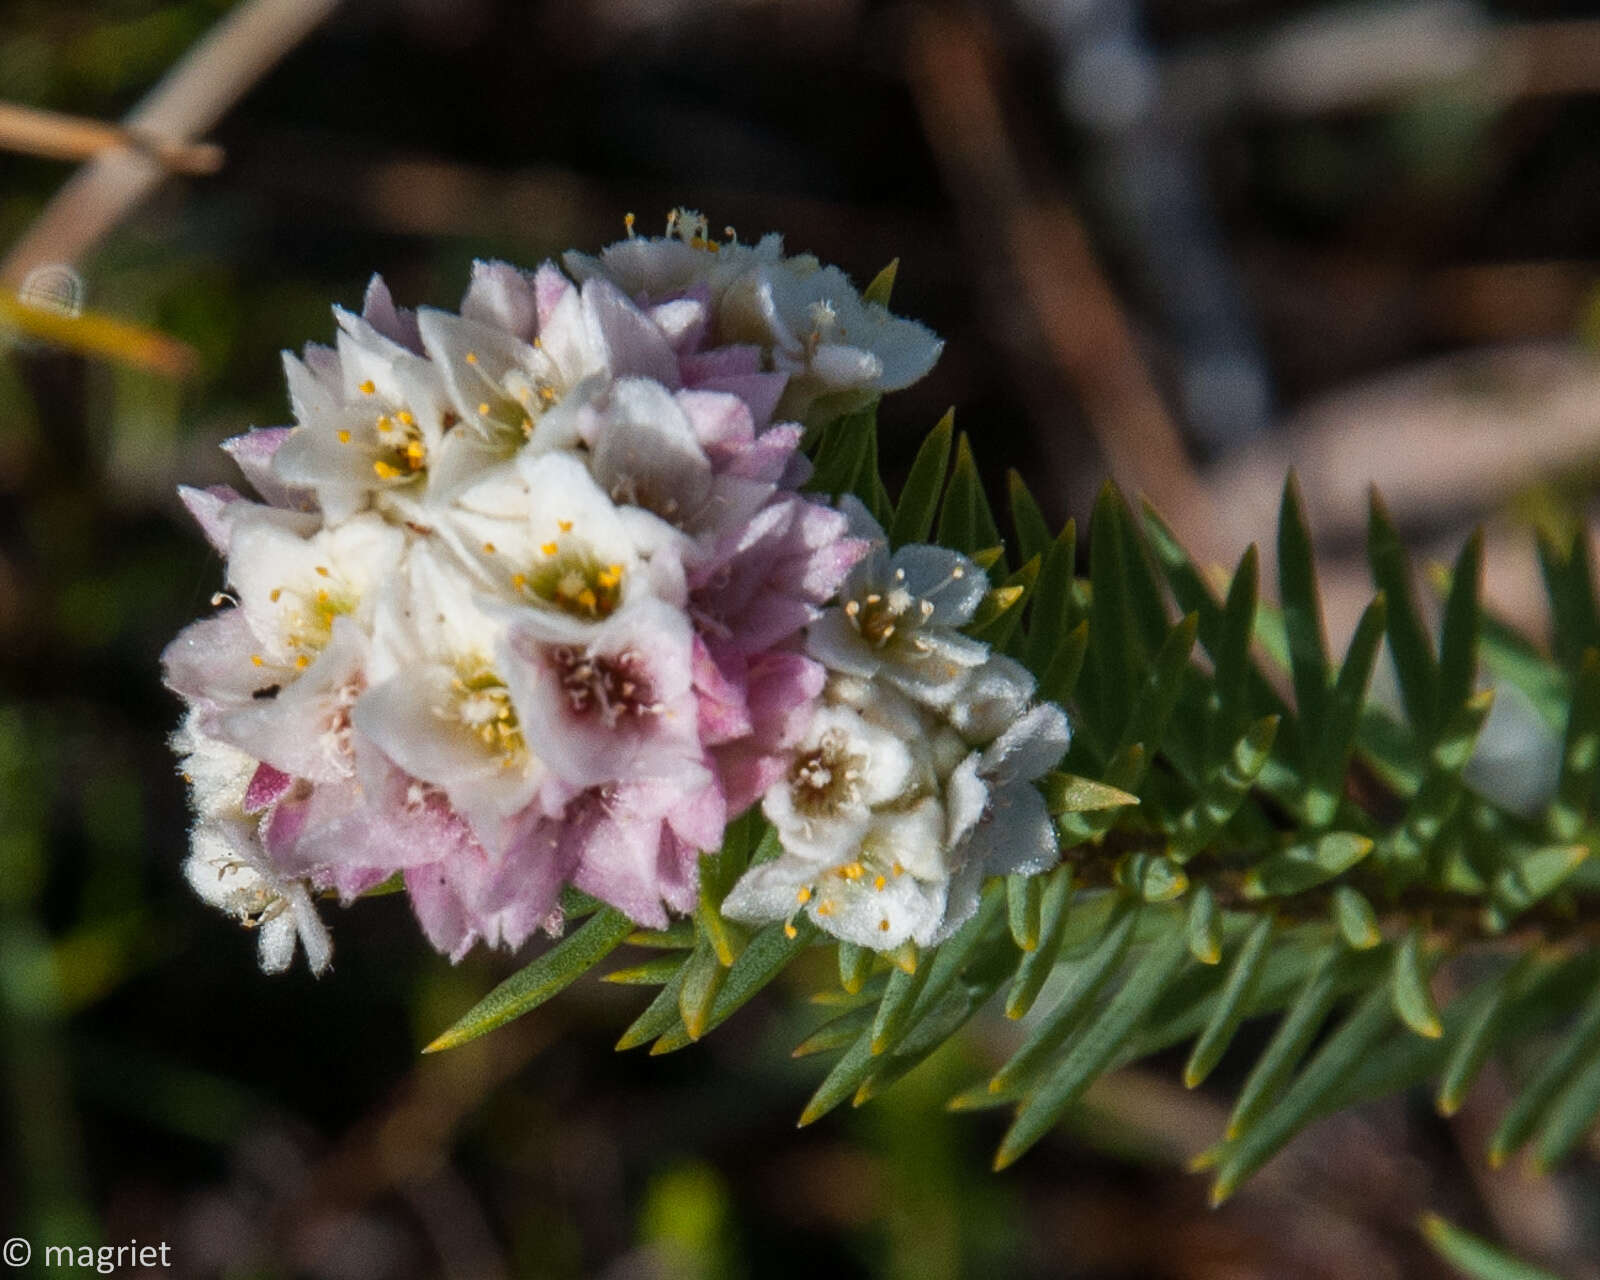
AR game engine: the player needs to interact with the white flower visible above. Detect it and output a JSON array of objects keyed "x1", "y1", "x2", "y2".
[
  {"x1": 172, "y1": 714, "x2": 332, "y2": 974},
  {"x1": 806, "y1": 498, "x2": 989, "y2": 707},
  {"x1": 947, "y1": 703, "x2": 1071, "y2": 882},
  {"x1": 759, "y1": 701, "x2": 917, "y2": 863},
  {"x1": 354, "y1": 545, "x2": 559, "y2": 851}
]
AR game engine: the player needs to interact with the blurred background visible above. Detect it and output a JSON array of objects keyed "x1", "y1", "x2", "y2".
[{"x1": 3, "y1": 0, "x2": 1600, "y2": 1275}]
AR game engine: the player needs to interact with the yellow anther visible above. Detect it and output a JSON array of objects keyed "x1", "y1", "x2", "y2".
[
  {"x1": 541, "y1": 541, "x2": 559, "y2": 556},
  {"x1": 796, "y1": 886, "x2": 812, "y2": 905},
  {"x1": 841, "y1": 862, "x2": 864, "y2": 881},
  {"x1": 376, "y1": 416, "x2": 392, "y2": 433},
  {"x1": 892, "y1": 861, "x2": 905, "y2": 877},
  {"x1": 874, "y1": 875, "x2": 887, "y2": 891},
  {"x1": 539, "y1": 386, "x2": 558, "y2": 404},
  {"x1": 295, "y1": 654, "x2": 310, "y2": 670},
  {"x1": 558, "y1": 519, "x2": 573, "y2": 532},
  {"x1": 816, "y1": 901, "x2": 835, "y2": 917},
  {"x1": 269, "y1": 588, "x2": 281, "y2": 603},
  {"x1": 783, "y1": 921, "x2": 798, "y2": 939},
  {"x1": 482, "y1": 542, "x2": 496, "y2": 554},
  {"x1": 477, "y1": 402, "x2": 491, "y2": 415},
  {"x1": 315, "y1": 565, "x2": 330, "y2": 577},
  {"x1": 337, "y1": 429, "x2": 351, "y2": 444},
  {"x1": 397, "y1": 410, "x2": 415, "y2": 426},
  {"x1": 521, "y1": 418, "x2": 534, "y2": 436},
  {"x1": 879, "y1": 919, "x2": 890, "y2": 932},
  {"x1": 316, "y1": 589, "x2": 329, "y2": 603},
  {"x1": 250, "y1": 654, "x2": 264, "y2": 667},
  {"x1": 624, "y1": 211, "x2": 636, "y2": 232},
  {"x1": 465, "y1": 351, "x2": 478, "y2": 365},
  {"x1": 373, "y1": 460, "x2": 402, "y2": 480},
  {"x1": 404, "y1": 440, "x2": 426, "y2": 465},
  {"x1": 358, "y1": 379, "x2": 375, "y2": 395},
  {"x1": 577, "y1": 588, "x2": 597, "y2": 611},
  {"x1": 512, "y1": 574, "x2": 527, "y2": 590},
  {"x1": 952, "y1": 566, "x2": 965, "y2": 578}
]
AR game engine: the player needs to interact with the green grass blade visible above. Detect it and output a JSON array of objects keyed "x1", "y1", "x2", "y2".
[
  {"x1": 888, "y1": 409, "x2": 953, "y2": 547},
  {"x1": 425, "y1": 908, "x2": 635, "y2": 1052},
  {"x1": 1185, "y1": 913, "x2": 1276, "y2": 1088}
]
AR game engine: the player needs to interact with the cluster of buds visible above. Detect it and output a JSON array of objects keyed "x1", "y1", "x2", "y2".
[{"x1": 165, "y1": 212, "x2": 1064, "y2": 973}]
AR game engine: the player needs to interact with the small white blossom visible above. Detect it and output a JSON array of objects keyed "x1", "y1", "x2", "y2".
[{"x1": 806, "y1": 498, "x2": 989, "y2": 707}]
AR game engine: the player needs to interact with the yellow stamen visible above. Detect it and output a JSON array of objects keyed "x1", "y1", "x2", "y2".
[
  {"x1": 376, "y1": 415, "x2": 392, "y2": 432},
  {"x1": 511, "y1": 574, "x2": 527, "y2": 590},
  {"x1": 796, "y1": 886, "x2": 812, "y2": 905},
  {"x1": 541, "y1": 541, "x2": 559, "y2": 556},
  {"x1": 874, "y1": 875, "x2": 887, "y2": 891},
  {"x1": 295, "y1": 654, "x2": 310, "y2": 670},
  {"x1": 783, "y1": 921, "x2": 797, "y2": 939},
  {"x1": 577, "y1": 588, "x2": 597, "y2": 611},
  {"x1": 337, "y1": 429, "x2": 351, "y2": 444},
  {"x1": 373, "y1": 460, "x2": 402, "y2": 480},
  {"x1": 315, "y1": 566, "x2": 329, "y2": 577},
  {"x1": 397, "y1": 410, "x2": 415, "y2": 426},
  {"x1": 465, "y1": 351, "x2": 478, "y2": 365},
  {"x1": 250, "y1": 654, "x2": 264, "y2": 666},
  {"x1": 483, "y1": 542, "x2": 496, "y2": 554},
  {"x1": 557, "y1": 519, "x2": 573, "y2": 532},
  {"x1": 269, "y1": 589, "x2": 281, "y2": 602},
  {"x1": 358, "y1": 379, "x2": 375, "y2": 395},
  {"x1": 477, "y1": 402, "x2": 491, "y2": 415}
]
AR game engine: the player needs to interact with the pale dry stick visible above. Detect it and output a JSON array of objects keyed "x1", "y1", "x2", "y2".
[
  {"x1": 0, "y1": 100, "x2": 223, "y2": 176},
  {"x1": 0, "y1": 0, "x2": 342, "y2": 288},
  {"x1": 905, "y1": 9, "x2": 1227, "y2": 568}
]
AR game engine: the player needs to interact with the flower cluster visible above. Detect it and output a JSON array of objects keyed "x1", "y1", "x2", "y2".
[
  {"x1": 165, "y1": 212, "x2": 1064, "y2": 974},
  {"x1": 721, "y1": 500, "x2": 1070, "y2": 950}
]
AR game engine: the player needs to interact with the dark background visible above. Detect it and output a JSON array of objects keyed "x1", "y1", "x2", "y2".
[{"x1": 2, "y1": 0, "x2": 1600, "y2": 1275}]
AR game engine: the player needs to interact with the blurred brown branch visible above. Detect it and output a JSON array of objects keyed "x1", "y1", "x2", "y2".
[
  {"x1": 0, "y1": 0, "x2": 342, "y2": 288},
  {"x1": 0, "y1": 101, "x2": 223, "y2": 176}
]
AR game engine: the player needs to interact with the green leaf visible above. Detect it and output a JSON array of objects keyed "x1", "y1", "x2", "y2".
[
  {"x1": 1309, "y1": 594, "x2": 1386, "y2": 826},
  {"x1": 1243, "y1": 832, "x2": 1374, "y2": 900},
  {"x1": 1086, "y1": 484, "x2": 1145, "y2": 735},
  {"x1": 1549, "y1": 648, "x2": 1600, "y2": 841},
  {"x1": 1280, "y1": 475, "x2": 1333, "y2": 747},
  {"x1": 1391, "y1": 928, "x2": 1444, "y2": 1040},
  {"x1": 616, "y1": 965, "x2": 690, "y2": 1051},
  {"x1": 1043, "y1": 772, "x2": 1140, "y2": 815},
  {"x1": 1419, "y1": 1215, "x2": 1563, "y2": 1280},
  {"x1": 1026, "y1": 519, "x2": 1079, "y2": 671},
  {"x1": 995, "y1": 927, "x2": 1190, "y2": 1169},
  {"x1": 936, "y1": 433, "x2": 1002, "y2": 559},
  {"x1": 871, "y1": 957, "x2": 933, "y2": 1056},
  {"x1": 838, "y1": 941, "x2": 873, "y2": 995},
  {"x1": 1531, "y1": 1042, "x2": 1600, "y2": 1171},
  {"x1": 677, "y1": 943, "x2": 727, "y2": 1042},
  {"x1": 1211, "y1": 545, "x2": 1262, "y2": 752},
  {"x1": 648, "y1": 919, "x2": 817, "y2": 1055},
  {"x1": 1490, "y1": 844, "x2": 1590, "y2": 923},
  {"x1": 1437, "y1": 956, "x2": 1533, "y2": 1116},
  {"x1": 1186, "y1": 886, "x2": 1222, "y2": 965},
  {"x1": 1007, "y1": 866, "x2": 1075, "y2": 1020},
  {"x1": 1227, "y1": 946, "x2": 1343, "y2": 1138},
  {"x1": 1212, "y1": 983, "x2": 1396, "y2": 1203},
  {"x1": 1038, "y1": 620, "x2": 1090, "y2": 709},
  {"x1": 424, "y1": 908, "x2": 634, "y2": 1053},
  {"x1": 1437, "y1": 530, "x2": 1484, "y2": 718},
  {"x1": 1115, "y1": 852, "x2": 1189, "y2": 903},
  {"x1": 799, "y1": 1029, "x2": 878, "y2": 1127},
  {"x1": 603, "y1": 954, "x2": 689, "y2": 986},
  {"x1": 888, "y1": 409, "x2": 953, "y2": 548},
  {"x1": 1008, "y1": 470, "x2": 1053, "y2": 565},
  {"x1": 862, "y1": 258, "x2": 898, "y2": 308},
  {"x1": 1489, "y1": 977, "x2": 1600, "y2": 1166},
  {"x1": 1116, "y1": 613, "x2": 1200, "y2": 764},
  {"x1": 1331, "y1": 886, "x2": 1382, "y2": 950},
  {"x1": 1368, "y1": 491, "x2": 1440, "y2": 741},
  {"x1": 968, "y1": 555, "x2": 1039, "y2": 646},
  {"x1": 1185, "y1": 914, "x2": 1275, "y2": 1088},
  {"x1": 1170, "y1": 716, "x2": 1279, "y2": 862},
  {"x1": 1537, "y1": 528, "x2": 1600, "y2": 671},
  {"x1": 1007, "y1": 874, "x2": 1042, "y2": 952},
  {"x1": 793, "y1": 1005, "x2": 876, "y2": 1059},
  {"x1": 990, "y1": 898, "x2": 1140, "y2": 1093}
]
